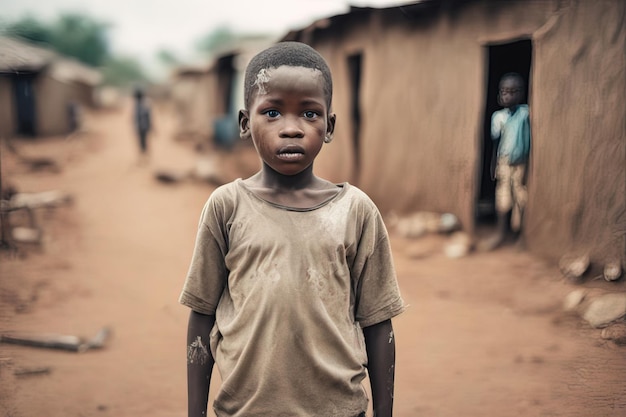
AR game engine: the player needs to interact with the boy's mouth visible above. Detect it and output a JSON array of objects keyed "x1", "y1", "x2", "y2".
[
  {"x1": 277, "y1": 153, "x2": 304, "y2": 161},
  {"x1": 277, "y1": 145, "x2": 305, "y2": 161}
]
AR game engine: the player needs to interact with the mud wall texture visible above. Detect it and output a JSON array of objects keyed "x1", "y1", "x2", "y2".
[
  {"x1": 292, "y1": 0, "x2": 625, "y2": 264},
  {"x1": 0, "y1": 77, "x2": 15, "y2": 137},
  {"x1": 527, "y1": 0, "x2": 626, "y2": 264},
  {"x1": 170, "y1": 71, "x2": 216, "y2": 141},
  {"x1": 34, "y1": 74, "x2": 94, "y2": 136},
  {"x1": 36, "y1": 76, "x2": 74, "y2": 136}
]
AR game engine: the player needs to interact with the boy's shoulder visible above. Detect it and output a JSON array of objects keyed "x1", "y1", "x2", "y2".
[
  {"x1": 341, "y1": 183, "x2": 381, "y2": 213},
  {"x1": 344, "y1": 182, "x2": 371, "y2": 201},
  {"x1": 517, "y1": 104, "x2": 529, "y2": 116},
  {"x1": 203, "y1": 179, "x2": 242, "y2": 207},
  {"x1": 492, "y1": 107, "x2": 508, "y2": 117},
  {"x1": 212, "y1": 179, "x2": 241, "y2": 195}
]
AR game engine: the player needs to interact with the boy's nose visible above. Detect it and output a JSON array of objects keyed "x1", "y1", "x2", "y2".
[{"x1": 279, "y1": 116, "x2": 304, "y2": 138}]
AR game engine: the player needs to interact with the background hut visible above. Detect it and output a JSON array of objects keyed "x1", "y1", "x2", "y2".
[
  {"x1": 281, "y1": 0, "x2": 625, "y2": 265},
  {"x1": 169, "y1": 64, "x2": 215, "y2": 144},
  {"x1": 169, "y1": 35, "x2": 275, "y2": 149},
  {"x1": 0, "y1": 36, "x2": 101, "y2": 138}
]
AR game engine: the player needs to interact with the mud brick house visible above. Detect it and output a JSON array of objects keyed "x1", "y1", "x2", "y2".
[
  {"x1": 170, "y1": 63, "x2": 215, "y2": 142},
  {"x1": 280, "y1": 0, "x2": 625, "y2": 266},
  {"x1": 170, "y1": 36, "x2": 274, "y2": 147},
  {"x1": 0, "y1": 36, "x2": 101, "y2": 138}
]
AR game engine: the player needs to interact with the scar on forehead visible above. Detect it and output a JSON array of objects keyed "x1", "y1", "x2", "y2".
[
  {"x1": 253, "y1": 66, "x2": 323, "y2": 96},
  {"x1": 253, "y1": 68, "x2": 272, "y2": 95}
]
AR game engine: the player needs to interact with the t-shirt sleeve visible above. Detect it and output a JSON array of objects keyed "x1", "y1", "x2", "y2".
[
  {"x1": 353, "y1": 202, "x2": 406, "y2": 328},
  {"x1": 179, "y1": 193, "x2": 229, "y2": 315}
]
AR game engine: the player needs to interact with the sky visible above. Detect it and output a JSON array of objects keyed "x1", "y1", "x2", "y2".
[{"x1": 0, "y1": 0, "x2": 410, "y2": 74}]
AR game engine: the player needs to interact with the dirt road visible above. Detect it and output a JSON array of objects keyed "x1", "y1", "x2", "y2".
[{"x1": 1, "y1": 103, "x2": 625, "y2": 417}]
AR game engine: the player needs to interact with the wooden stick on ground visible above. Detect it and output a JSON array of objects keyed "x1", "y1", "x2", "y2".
[
  {"x1": 14, "y1": 366, "x2": 52, "y2": 377},
  {"x1": 0, "y1": 327, "x2": 112, "y2": 353}
]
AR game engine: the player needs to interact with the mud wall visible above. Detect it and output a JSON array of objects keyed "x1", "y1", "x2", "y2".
[
  {"x1": 527, "y1": 0, "x2": 626, "y2": 263},
  {"x1": 0, "y1": 76, "x2": 15, "y2": 137},
  {"x1": 72, "y1": 82, "x2": 96, "y2": 108},
  {"x1": 170, "y1": 71, "x2": 215, "y2": 141},
  {"x1": 35, "y1": 75, "x2": 72, "y2": 136}
]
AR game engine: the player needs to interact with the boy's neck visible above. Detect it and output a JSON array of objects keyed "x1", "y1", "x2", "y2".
[
  {"x1": 257, "y1": 163, "x2": 318, "y2": 191},
  {"x1": 245, "y1": 164, "x2": 339, "y2": 209}
]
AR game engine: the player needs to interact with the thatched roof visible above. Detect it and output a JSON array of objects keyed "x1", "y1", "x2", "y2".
[
  {"x1": 49, "y1": 57, "x2": 102, "y2": 85},
  {"x1": 0, "y1": 36, "x2": 56, "y2": 73},
  {"x1": 0, "y1": 36, "x2": 101, "y2": 85}
]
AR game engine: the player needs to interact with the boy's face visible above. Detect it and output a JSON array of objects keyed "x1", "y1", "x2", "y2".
[
  {"x1": 499, "y1": 77, "x2": 524, "y2": 108},
  {"x1": 239, "y1": 65, "x2": 335, "y2": 177}
]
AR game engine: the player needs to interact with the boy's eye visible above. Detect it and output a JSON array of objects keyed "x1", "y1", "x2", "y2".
[
  {"x1": 303, "y1": 111, "x2": 318, "y2": 119},
  {"x1": 264, "y1": 110, "x2": 280, "y2": 118}
]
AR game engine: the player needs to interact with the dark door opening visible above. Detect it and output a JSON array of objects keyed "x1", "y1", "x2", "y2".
[
  {"x1": 214, "y1": 54, "x2": 238, "y2": 148},
  {"x1": 347, "y1": 53, "x2": 363, "y2": 183},
  {"x1": 478, "y1": 39, "x2": 532, "y2": 223},
  {"x1": 13, "y1": 74, "x2": 37, "y2": 137},
  {"x1": 216, "y1": 54, "x2": 235, "y2": 116}
]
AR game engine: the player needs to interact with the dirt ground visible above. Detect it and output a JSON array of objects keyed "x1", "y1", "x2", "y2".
[{"x1": 1, "y1": 102, "x2": 625, "y2": 417}]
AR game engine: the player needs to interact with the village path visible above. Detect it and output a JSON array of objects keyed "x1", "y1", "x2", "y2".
[{"x1": 1, "y1": 102, "x2": 625, "y2": 417}]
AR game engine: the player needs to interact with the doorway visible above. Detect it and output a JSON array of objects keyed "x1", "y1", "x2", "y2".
[
  {"x1": 13, "y1": 74, "x2": 37, "y2": 137},
  {"x1": 347, "y1": 53, "x2": 363, "y2": 183},
  {"x1": 477, "y1": 39, "x2": 532, "y2": 224},
  {"x1": 214, "y1": 54, "x2": 237, "y2": 148}
]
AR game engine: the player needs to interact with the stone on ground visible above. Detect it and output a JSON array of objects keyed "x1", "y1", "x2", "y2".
[{"x1": 582, "y1": 293, "x2": 626, "y2": 328}]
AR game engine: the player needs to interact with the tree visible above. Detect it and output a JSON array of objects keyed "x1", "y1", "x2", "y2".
[
  {"x1": 1, "y1": 13, "x2": 110, "y2": 67},
  {"x1": 49, "y1": 13, "x2": 110, "y2": 67},
  {"x1": 100, "y1": 55, "x2": 149, "y2": 88},
  {"x1": 195, "y1": 25, "x2": 236, "y2": 56},
  {"x1": 1, "y1": 13, "x2": 149, "y2": 87},
  {"x1": 2, "y1": 15, "x2": 52, "y2": 45},
  {"x1": 156, "y1": 49, "x2": 181, "y2": 67}
]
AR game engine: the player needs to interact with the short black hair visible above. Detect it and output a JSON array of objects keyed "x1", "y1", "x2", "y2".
[
  {"x1": 499, "y1": 72, "x2": 525, "y2": 88},
  {"x1": 134, "y1": 87, "x2": 144, "y2": 99},
  {"x1": 243, "y1": 42, "x2": 333, "y2": 109}
]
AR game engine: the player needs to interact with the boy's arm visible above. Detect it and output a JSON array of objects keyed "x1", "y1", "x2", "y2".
[
  {"x1": 490, "y1": 112, "x2": 503, "y2": 180},
  {"x1": 490, "y1": 139, "x2": 500, "y2": 180},
  {"x1": 187, "y1": 310, "x2": 216, "y2": 417},
  {"x1": 363, "y1": 319, "x2": 396, "y2": 417}
]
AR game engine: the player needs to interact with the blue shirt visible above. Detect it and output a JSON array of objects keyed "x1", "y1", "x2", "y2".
[{"x1": 491, "y1": 104, "x2": 531, "y2": 165}]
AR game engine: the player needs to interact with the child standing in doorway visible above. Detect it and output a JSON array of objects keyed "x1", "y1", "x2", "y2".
[
  {"x1": 179, "y1": 42, "x2": 406, "y2": 417},
  {"x1": 481, "y1": 72, "x2": 531, "y2": 251}
]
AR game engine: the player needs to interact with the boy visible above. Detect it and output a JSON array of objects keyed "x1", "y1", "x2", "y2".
[
  {"x1": 179, "y1": 42, "x2": 405, "y2": 417},
  {"x1": 133, "y1": 87, "x2": 152, "y2": 158},
  {"x1": 481, "y1": 72, "x2": 531, "y2": 251}
]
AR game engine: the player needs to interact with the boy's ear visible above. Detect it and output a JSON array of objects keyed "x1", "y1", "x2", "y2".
[
  {"x1": 325, "y1": 113, "x2": 336, "y2": 142},
  {"x1": 239, "y1": 110, "x2": 251, "y2": 140}
]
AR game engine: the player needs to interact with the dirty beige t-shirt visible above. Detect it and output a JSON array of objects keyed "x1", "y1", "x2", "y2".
[{"x1": 179, "y1": 179, "x2": 405, "y2": 417}]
